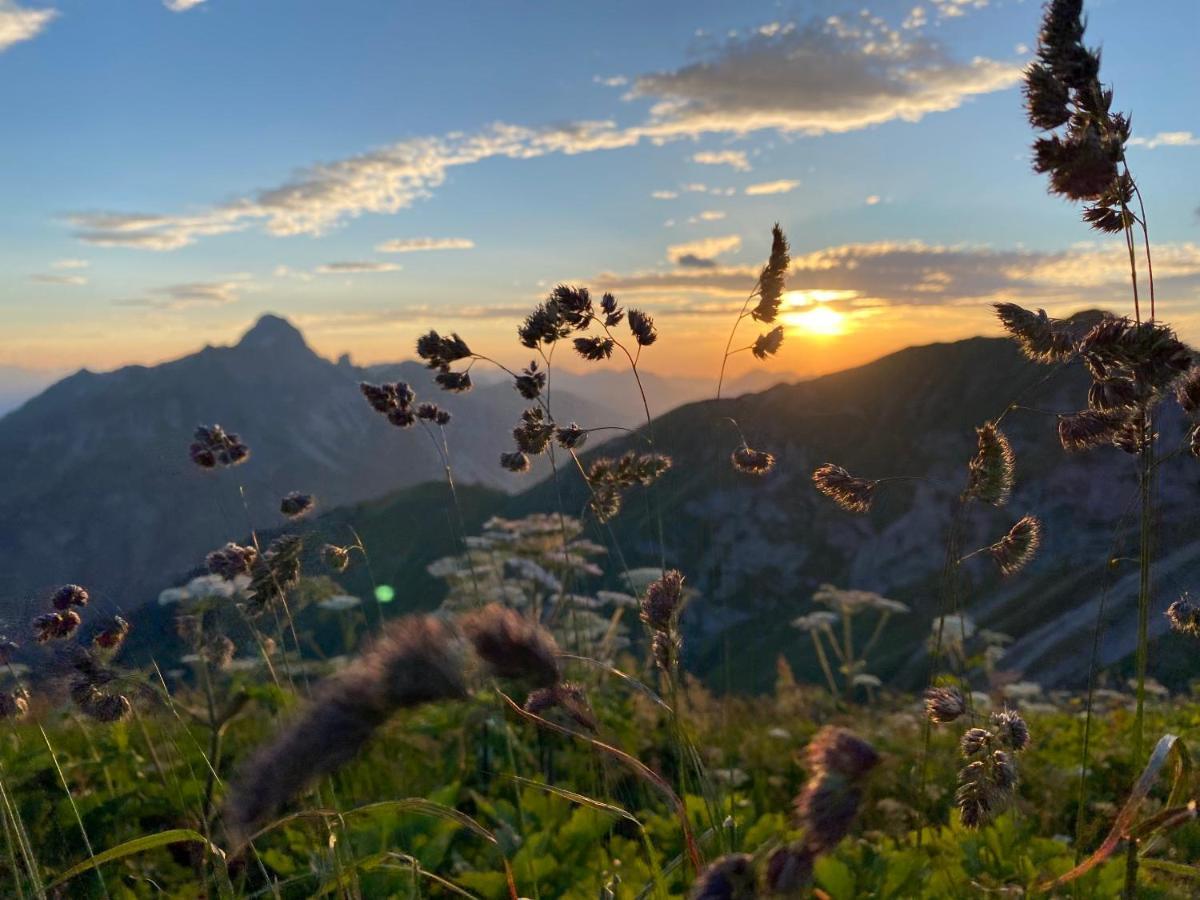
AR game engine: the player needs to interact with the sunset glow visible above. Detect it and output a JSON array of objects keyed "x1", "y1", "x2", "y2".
[{"x1": 784, "y1": 304, "x2": 847, "y2": 336}]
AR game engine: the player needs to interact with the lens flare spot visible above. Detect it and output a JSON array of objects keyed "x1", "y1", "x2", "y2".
[{"x1": 374, "y1": 584, "x2": 395, "y2": 604}]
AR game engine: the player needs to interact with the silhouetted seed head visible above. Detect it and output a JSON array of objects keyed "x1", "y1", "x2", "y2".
[
  {"x1": 988, "y1": 515, "x2": 1042, "y2": 576},
  {"x1": 548, "y1": 284, "x2": 594, "y2": 329},
  {"x1": 247, "y1": 534, "x2": 303, "y2": 611},
  {"x1": 93, "y1": 616, "x2": 130, "y2": 653},
  {"x1": 956, "y1": 760, "x2": 996, "y2": 829},
  {"x1": 924, "y1": 686, "x2": 967, "y2": 724},
  {"x1": 207, "y1": 543, "x2": 258, "y2": 580},
  {"x1": 650, "y1": 631, "x2": 679, "y2": 674},
  {"x1": 1023, "y1": 62, "x2": 1071, "y2": 131},
  {"x1": 1112, "y1": 420, "x2": 1154, "y2": 455},
  {"x1": 993, "y1": 303, "x2": 1075, "y2": 363},
  {"x1": 751, "y1": 224, "x2": 790, "y2": 324},
  {"x1": 524, "y1": 682, "x2": 597, "y2": 731},
  {"x1": 641, "y1": 570, "x2": 685, "y2": 633},
  {"x1": 752, "y1": 325, "x2": 785, "y2": 360},
  {"x1": 961, "y1": 727, "x2": 994, "y2": 757},
  {"x1": 223, "y1": 615, "x2": 469, "y2": 845},
  {"x1": 51, "y1": 584, "x2": 89, "y2": 611},
  {"x1": 555, "y1": 423, "x2": 587, "y2": 450},
  {"x1": 991, "y1": 710, "x2": 1031, "y2": 752},
  {"x1": 812, "y1": 464, "x2": 876, "y2": 513},
  {"x1": 1088, "y1": 377, "x2": 1140, "y2": 412},
  {"x1": 627, "y1": 309, "x2": 657, "y2": 346},
  {"x1": 514, "y1": 361, "x2": 546, "y2": 400},
  {"x1": 806, "y1": 726, "x2": 880, "y2": 780},
  {"x1": 1035, "y1": 0, "x2": 1100, "y2": 93},
  {"x1": 415, "y1": 402, "x2": 441, "y2": 421},
  {"x1": 574, "y1": 336, "x2": 615, "y2": 361},
  {"x1": 518, "y1": 302, "x2": 572, "y2": 349},
  {"x1": 1176, "y1": 367, "x2": 1200, "y2": 415},
  {"x1": 600, "y1": 292, "x2": 624, "y2": 327},
  {"x1": 1166, "y1": 596, "x2": 1200, "y2": 638},
  {"x1": 765, "y1": 842, "x2": 815, "y2": 894},
  {"x1": 322, "y1": 544, "x2": 351, "y2": 573},
  {"x1": 991, "y1": 750, "x2": 1018, "y2": 792},
  {"x1": 500, "y1": 450, "x2": 531, "y2": 473},
  {"x1": 795, "y1": 770, "x2": 862, "y2": 853},
  {"x1": 387, "y1": 406, "x2": 417, "y2": 428},
  {"x1": 34, "y1": 610, "x2": 81, "y2": 643},
  {"x1": 585, "y1": 453, "x2": 672, "y2": 522},
  {"x1": 203, "y1": 635, "x2": 236, "y2": 669},
  {"x1": 0, "y1": 691, "x2": 28, "y2": 720},
  {"x1": 190, "y1": 424, "x2": 250, "y2": 469},
  {"x1": 76, "y1": 689, "x2": 132, "y2": 723},
  {"x1": 459, "y1": 603, "x2": 560, "y2": 687},
  {"x1": 513, "y1": 408, "x2": 554, "y2": 455},
  {"x1": 688, "y1": 854, "x2": 756, "y2": 900},
  {"x1": 0, "y1": 639, "x2": 18, "y2": 665},
  {"x1": 435, "y1": 409, "x2": 451, "y2": 425},
  {"x1": 731, "y1": 445, "x2": 775, "y2": 475},
  {"x1": 435, "y1": 371, "x2": 472, "y2": 393},
  {"x1": 280, "y1": 491, "x2": 315, "y2": 519},
  {"x1": 360, "y1": 381, "x2": 397, "y2": 413},
  {"x1": 415, "y1": 330, "x2": 472, "y2": 371},
  {"x1": 965, "y1": 423, "x2": 1015, "y2": 506},
  {"x1": 1057, "y1": 409, "x2": 1127, "y2": 452},
  {"x1": 1190, "y1": 425, "x2": 1200, "y2": 460}
]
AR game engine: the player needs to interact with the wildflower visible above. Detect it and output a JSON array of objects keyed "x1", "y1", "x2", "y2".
[
  {"x1": 435, "y1": 371, "x2": 472, "y2": 392},
  {"x1": 688, "y1": 854, "x2": 756, "y2": 900},
  {"x1": 459, "y1": 603, "x2": 560, "y2": 687},
  {"x1": 51, "y1": 584, "x2": 89, "y2": 611},
  {"x1": 988, "y1": 515, "x2": 1042, "y2": 576},
  {"x1": 574, "y1": 336, "x2": 614, "y2": 361},
  {"x1": 500, "y1": 451, "x2": 531, "y2": 473},
  {"x1": 33, "y1": 610, "x2": 81, "y2": 643},
  {"x1": 524, "y1": 682, "x2": 597, "y2": 731},
  {"x1": 0, "y1": 691, "x2": 28, "y2": 720},
  {"x1": 203, "y1": 635, "x2": 236, "y2": 669},
  {"x1": 190, "y1": 424, "x2": 250, "y2": 469},
  {"x1": 1165, "y1": 596, "x2": 1200, "y2": 638},
  {"x1": 751, "y1": 325, "x2": 784, "y2": 360},
  {"x1": 223, "y1": 614, "x2": 470, "y2": 845},
  {"x1": 627, "y1": 308, "x2": 657, "y2": 346},
  {"x1": 555, "y1": 423, "x2": 587, "y2": 450},
  {"x1": 1058, "y1": 409, "x2": 1128, "y2": 452},
  {"x1": 600, "y1": 291, "x2": 624, "y2": 327},
  {"x1": 93, "y1": 616, "x2": 130, "y2": 653},
  {"x1": 961, "y1": 728, "x2": 994, "y2": 757},
  {"x1": 207, "y1": 543, "x2": 258, "y2": 580},
  {"x1": 765, "y1": 843, "x2": 815, "y2": 893},
  {"x1": 965, "y1": 422, "x2": 1014, "y2": 506},
  {"x1": 924, "y1": 686, "x2": 967, "y2": 724},
  {"x1": 750, "y1": 224, "x2": 790, "y2": 324},
  {"x1": 806, "y1": 726, "x2": 880, "y2": 780},
  {"x1": 514, "y1": 361, "x2": 546, "y2": 399},
  {"x1": 730, "y1": 444, "x2": 774, "y2": 475},
  {"x1": 322, "y1": 544, "x2": 351, "y2": 573},
  {"x1": 994, "y1": 303, "x2": 1075, "y2": 363},
  {"x1": 992, "y1": 710, "x2": 1031, "y2": 751},
  {"x1": 812, "y1": 463, "x2": 876, "y2": 513},
  {"x1": 513, "y1": 407, "x2": 554, "y2": 455}
]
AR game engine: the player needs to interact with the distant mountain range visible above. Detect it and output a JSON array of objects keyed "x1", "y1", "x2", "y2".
[
  {"x1": 0, "y1": 314, "x2": 792, "y2": 615},
  {"x1": 268, "y1": 313, "x2": 1200, "y2": 692},
  {"x1": 9, "y1": 312, "x2": 1198, "y2": 693}
]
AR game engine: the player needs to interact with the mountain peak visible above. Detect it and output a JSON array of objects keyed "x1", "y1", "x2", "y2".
[{"x1": 237, "y1": 314, "x2": 310, "y2": 353}]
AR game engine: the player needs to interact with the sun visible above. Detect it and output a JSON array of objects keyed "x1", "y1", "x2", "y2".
[{"x1": 783, "y1": 304, "x2": 846, "y2": 336}]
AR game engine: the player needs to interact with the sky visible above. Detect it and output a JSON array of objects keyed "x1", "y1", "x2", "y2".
[{"x1": 0, "y1": 0, "x2": 1197, "y2": 389}]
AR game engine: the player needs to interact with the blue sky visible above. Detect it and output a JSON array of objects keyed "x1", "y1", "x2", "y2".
[{"x1": 0, "y1": 0, "x2": 1196, "y2": 381}]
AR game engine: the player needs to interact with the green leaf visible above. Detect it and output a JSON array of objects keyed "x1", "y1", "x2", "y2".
[{"x1": 47, "y1": 828, "x2": 224, "y2": 889}]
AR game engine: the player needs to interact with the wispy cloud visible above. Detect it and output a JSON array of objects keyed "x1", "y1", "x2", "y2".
[
  {"x1": 1129, "y1": 131, "x2": 1199, "y2": 150},
  {"x1": 163, "y1": 0, "x2": 206, "y2": 12},
  {"x1": 375, "y1": 237, "x2": 474, "y2": 253},
  {"x1": 666, "y1": 234, "x2": 743, "y2": 268},
  {"x1": 692, "y1": 150, "x2": 751, "y2": 172},
  {"x1": 116, "y1": 279, "x2": 247, "y2": 310},
  {"x1": 65, "y1": 14, "x2": 1021, "y2": 252},
  {"x1": 315, "y1": 261, "x2": 402, "y2": 274},
  {"x1": 593, "y1": 74, "x2": 628, "y2": 87},
  {"x1": 0, "y1": 0, "x2": 57, "y2": 53},
  {"x1": 651, "y1": 190, "x2": 679, "y2": 200},
  {"x1": 30, "y1": 273, "x2": 87, "y2": 286},
  {"x1": 689, "y1": 210, "x2": 726, "y2": 223},
  {"x1": 745, "y1": 179, "x2": 800, "y2": 196},
  {"x1": 52, "y1": 258, "x2": 89, "y2": 270}
]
